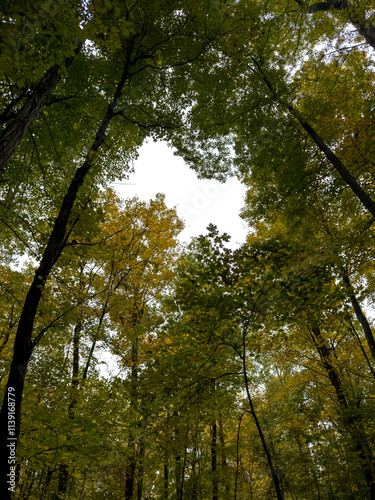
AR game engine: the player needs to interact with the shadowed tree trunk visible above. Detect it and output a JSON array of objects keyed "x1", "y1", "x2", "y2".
[
  {"x1": 0, "y1": 59, "x2": 131, "y2": 498},
  {"x1": 0, "y1": 41, "x2": 82, "y2": 175},
  {"x1": 310, "y1": 325, "x2": 375, "y2": 499},
  {"x1": 305, "y1": 1, "x2": 375, "y2": 51},
  {"x1": 218, "y1": 417, "x2": 230, "y2": 495},
  {"x1": 211, "y1": 421, "x2": 218, "y2": 500},
  {"x1": 252, "y1": 57, "x2": 375, "y2": 219},
  {"x1": 242, "y1": 319, "x2": 284, "y2": 500}
]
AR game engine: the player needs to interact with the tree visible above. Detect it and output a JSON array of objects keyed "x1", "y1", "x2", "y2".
[
  {"x1": 170, "y1": 0, "x2": 375, "y2": 220},
  {"x1": 163, "y1": 227, "x2": 286, "y2": 498},
  {"x1": 0, "y1": 0, "x2": 84, "y2": 173},
  {"x1": 294, "y1": 0, "x2": 375, "y2": 51},
  {"x1": 8, "y1": 190, "x2": 183, "y2": 498},
  {"x1": 2, "y1": 0, "x2": 375, "y2": 497},
  {"x1": 0, "y1": 0, "x2": 238, "y2": 495}
]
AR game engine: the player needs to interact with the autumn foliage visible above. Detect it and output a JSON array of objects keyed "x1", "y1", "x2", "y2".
[{"x1": 1, "y1": 0, "x2": 375, "y2": 499}]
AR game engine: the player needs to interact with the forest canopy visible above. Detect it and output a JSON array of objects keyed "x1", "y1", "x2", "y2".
[{"x1": 1, "y1": 0, "x2": 375, "y2": 499}]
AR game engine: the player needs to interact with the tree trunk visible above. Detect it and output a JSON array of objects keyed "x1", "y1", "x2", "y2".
[
  {"x1": 287, "y1": 105, "x2": 375, "y2": 219},
  {"x1": 55, "y1": 319, "x2": 82, "y2": 499},
  {"x1": 81, "y1": 301, "x2": 109, "y2": 383},
  {"x1": 353, "y1": 18, "x2": 375, "y2": 51},
  {"x1": 175, "y1": 453, "x2": 182, "y2": 500},
  {"x1": 0, "y1": 61, "x2": 129, "y2": 498},
  {"x1": 125, "y1": 299, "x2": 142, "y2": 500},
  {"x1": 252, "y1": 57, "x2": 375, "y2": 219},
  {"x1": 342, "y1": 272, "x2": 375, "y2": 363},
  {"x1": 40, "y1": 467, "x2": 54, "y2": 499},
  {"x1": 174, "y1": 426, "x2": 183, "y2": 500},
  {"x1": 242, "y1": 321, "x2": 284, "y2": 500},
  {"x1": 306, "y1": 1, "x2": 375, "y2": 51},
  {"x1": 0, "y1": 41, "x2": 82, "y2": 176},
  {"x1": 137, "y1": 445, "x2": 145, "y2": 500},
  {"x1": 310, "y1": 326, "x2": 375, "y2": 498},
  {"x1": 218, "y1": 418, "x2": 229, "y2": 495},
  {"x1": 211, "y1": 422, "x2": 218, "y2": 500},
  {"x1": 55, "y1": 465, "x2": 68, "y2": 500},
  {"x1": 125, "y1": 445, "x2": 136, "y2": 500},
  {"x1": 164, "y1": 462, "x2": 169, "y2": 500}
]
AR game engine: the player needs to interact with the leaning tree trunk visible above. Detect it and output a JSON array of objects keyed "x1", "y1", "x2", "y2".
[
  {"x1": 342, "y1": 271, "x2": 375, "y2": 363},
  {"x1": 252, "y1": 57, "x2": 375, "y2": 220},
  {"x1": 287, "y1": 105, "x2": 375, "y2": 219},
  {"x1": 305, "y1": 1, "x2": 375, "y2": 51},
  {"x1": 0, "y1": 59, "x2": 130, "y2": 498},
  {"x1": 0, "y1": 41, "x2": 82, "y2": 176}
]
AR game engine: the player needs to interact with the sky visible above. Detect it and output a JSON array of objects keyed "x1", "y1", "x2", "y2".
[{"x1": 112, "y1": 140, "x2": 249, "y2": 248}]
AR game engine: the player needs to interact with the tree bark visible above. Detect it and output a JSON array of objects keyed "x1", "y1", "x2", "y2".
[
  {"x1": 55, "y1": 319, "x2": 82, "y2": 499},
  {"x1": 307, "y1": 1, "x2": 375, "y2": 51},
  {"x1": 125, "y1": 447, "x2": 136, "y2": 500},
  {"x1": 252, "y1": 57, "x2": 375, "y2": 219},
  {"x1": 175, "y1": 453, "x2": 182, "y2": 500},
  {"x1": 164, "y1": 462, "x2": 169, "y2": 500},
  {"x1": 55, "y1": 466, "x2": 68, "y2": 500},
  {"x1": 353, "y1": 18, "x2": 375, "y2": 51},
  {"x1": 137, "y1": 445, "x2": 145, "y2": 500},
  {"x1": 125, "y1": 299, "x2": 142, "y2": 500},
  {"x1": 218, "y1": 418, "x2": 230, "y2": 495},
  {"x1": 174, "y1": 426, "x2": 183, "y2": 500},
  {"x1": 0, "y1": 41, "x2": 82, "y2": 176}
]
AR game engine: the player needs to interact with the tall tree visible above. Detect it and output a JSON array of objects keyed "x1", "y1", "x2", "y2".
[{"x1": 0, "y1": 1, "x2": 237, "y2": 495}]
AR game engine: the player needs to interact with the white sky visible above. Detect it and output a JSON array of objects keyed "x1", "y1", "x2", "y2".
[{"x1": 112, "y1": 140, "x2": 248, "y2": 248}]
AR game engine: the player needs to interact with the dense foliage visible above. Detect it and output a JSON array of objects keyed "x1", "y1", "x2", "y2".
[{"x1": 1, "y1": 0, "x2": 375, "y2": 498}]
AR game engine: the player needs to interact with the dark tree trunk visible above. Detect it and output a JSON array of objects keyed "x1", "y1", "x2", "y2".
[
  {"x1": 125, "y1": 300, "x2": 142, "y2": 500},
  {"x1": 55, "y1": 465, "x2": 68, "y2": 500},
  {"x1": 176, "y1": 456, "x2": 182, "y2": 499},
  {"x1": 243, "y1": 365, "x2": 284, "y2": 499},
  {"x1": 175, "y1": 427, "x2": 183, "y2": 500},
  {"x1": 164, "y1": 462, "x2": 169, "y2": 500},
  {"x1": 306, "y1": 1, "x2": 375, "y2": 51},
  {"x1": 354, "y1": 18, "x2": 375, "y2": 51},
  {"x1": 0, "y1": 41, "x2": 82, "y2": 176},
  {"x1": 125, "y1": 449, "x2": 136, "y2": 500},
  {"x1": 287, "y1": 105, "x2": 375, "y2": 219},
  {"x1": 310, "y1": 326, "x2": 375, "y2": 498},
  {"x1": 137, "y1": 446, "x2": 145, "y2": 500},
  {"x1": 40, "y1": 467, "x2": 55, "y2": 499},
  {"x1": 242, "y1": 321, "x2": 284, "y2": 500},
  {"x1": 56, "y1": 319, "x2": 82, "y2": 498},
  {"x1": 0, "y1": 61, "x2": 129, "y2": 498},
  {"x1": 252, "y1": 57, "x2": 375, "y2": 219},
  {"x1": 82, "y1": 301, "x2": 109, "y2": 383},
  {"x1": 211, "y1": 421, "x2": 218, "y2": 500},
  {"x1": 218, "y1": 418, "x2": 229, "y2": 495},
  {"x1": 342, "y1": 272, "x2": 375, "y2": 363}
]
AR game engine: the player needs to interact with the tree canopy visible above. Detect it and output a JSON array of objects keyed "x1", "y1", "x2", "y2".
[{"x1": 1, "y1": 0, "x2": 375, "y2": 498}]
